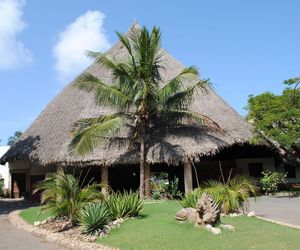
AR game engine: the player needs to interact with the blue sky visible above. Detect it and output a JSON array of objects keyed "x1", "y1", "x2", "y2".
[{"x1": 0, "y1": 0, "x2": 299, "y2": 145}]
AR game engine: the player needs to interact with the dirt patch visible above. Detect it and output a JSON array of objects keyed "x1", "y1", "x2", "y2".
[{"x1": 9, "y1": 210, "x2": 116, "y2": 250}]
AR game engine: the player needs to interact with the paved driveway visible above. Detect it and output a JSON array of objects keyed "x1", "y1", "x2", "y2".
[
  {"x1": 249, "y1": 195, "x2": 300, "y2": 227},
  {"x1": 0, "y1": 199, "x2": 62, "y2": 250}
]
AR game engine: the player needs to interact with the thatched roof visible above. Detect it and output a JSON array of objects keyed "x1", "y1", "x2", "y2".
[{"x1": 1, "y1": 24, "x2": 254, "y2": 167}]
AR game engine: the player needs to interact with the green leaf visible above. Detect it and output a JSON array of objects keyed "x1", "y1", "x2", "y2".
[
  {"x1": 74, "y1": 73, "x2": 131, "y2": 110},
  {"x1": 70, "y1": 115, "x2": 125, "y2": 156}
]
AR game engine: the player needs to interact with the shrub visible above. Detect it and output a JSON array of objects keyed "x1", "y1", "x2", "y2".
[
  {"x1": 151, "y1": 175, "x2": 182, "y2": 200},
  {"x1": 79, "y1": 202, "x2": 110, "y2": 235},
  {"x1": 0, "y1": 178, "x2": 4, "y2": 197},
  {"x1": 260, "y1": 170, "x2": 286, "y2": 194},
  {"x1": 105, "y1": 190, "x2": 143, "y2": 219},
  {"x1": 181, "y1": 176, "x2": 257, "y2": 214},
  {"x1": 181, "y1": 188, "x2": 204, "y2": 208},
  {"x1": 33, "y1": 169, "x2": 103, "y2": 225},
  {"x1": 161, "y1": 177, "x2": 182, "y2": 200}
]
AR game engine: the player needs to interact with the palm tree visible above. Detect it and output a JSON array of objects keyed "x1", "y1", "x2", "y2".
[
  {"x1": 70, "y1": 26, "x2": 221, "y2": 198},
  {"x1": 34, "y1": 169, "x2": 103, "y2": 225},
  {"x1": 7, "y1": 131, "x2": 22, "y2": 146}
]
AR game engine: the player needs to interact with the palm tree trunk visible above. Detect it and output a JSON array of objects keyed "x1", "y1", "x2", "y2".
[
  {"x1": 139, "y1": 109, "x2": 149, "y2": 199},
  {"x1": 101, "y1": 165, "x2": 109, "y2": 198},
  {"x1": 144, "y1": 163, "x2": 151, "y2": 198},
  {"x1": 140, "y1": 136, "x2": 145, "y2": 199},
  {"x1": 184, "y1": 159, "x2": 193, "y2": 193}
]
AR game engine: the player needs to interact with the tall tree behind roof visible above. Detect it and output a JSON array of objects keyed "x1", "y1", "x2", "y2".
[{"x1": 7, "y1": 131, "x2": 22, "y2": 146}]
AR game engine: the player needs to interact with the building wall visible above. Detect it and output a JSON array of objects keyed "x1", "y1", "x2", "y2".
[
  {"x1": 0, "y1": 146, "x2": 10, "y2": 189},
  {"x1": 10, "y1": 160, "x2": 55, "y2": 175},
  {"x1": 236, "y1": 157, "x2": 300, "y2": 182},
  {"x1": 287, "y1": 167, "x2": 300, "y2": 183},
  {"x1": 236, "y1": 157, "x2": 276, "y2": 175},
  {"x1": 9, "y1": 160, "x2": 56, "y2": 198}
]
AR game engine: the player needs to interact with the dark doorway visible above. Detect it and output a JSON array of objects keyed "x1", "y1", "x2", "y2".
[
  {"x1": 11, "y1": 173, "x2": 26, "y2": 198},
  {"x1": 30, "y1": 175, "x2": 45, "y2": 201},
  {"x1": 109, "y1": 165, "x2": 140, "y2": 191}
]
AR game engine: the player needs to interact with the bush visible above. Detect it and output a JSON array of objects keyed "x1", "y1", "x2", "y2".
[
  {"x1": 33, "y1": 169, "x2": 103, "y2": 225},
  {"x1": 105, "y1": 190, "x2": 143, "y2": 220},
  {"x1": 79, "y1": 202, "x2": 110, "y2": 235},
  {"x1": 151, "y1": 175, "x2": 182, "y2": 200},
  {"x1": 0, "y1": 179, "x2": 4, "y2": 197},
  {"x1": 260, "y1": 170, "x2": 286, "y2": 194},
  {"x1": 181, "y1": 188, "x2": 204, "y2": 208},
  {"x1": 181, "y1": 176, "x2": 257, "y2": 214}
]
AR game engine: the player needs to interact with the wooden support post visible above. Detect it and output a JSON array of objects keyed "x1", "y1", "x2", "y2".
[
  {"x1": 184, "y1": 159, "x2": 193, "y2": 194},
  {"x1": 101, "y1": 166, "x2": 108, "y2": 198},
  {"x1": 25, "y1": 169, "x2": 30, "y2": 200},
  {"x1": 144, "y1": 163, "x2": 151, "y2": 199}
]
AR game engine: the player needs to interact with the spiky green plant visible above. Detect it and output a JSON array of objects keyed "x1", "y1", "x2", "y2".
[
  {"x1": 105, "y1": 190, "x2": 143, "y2": 219},
  {"x1": 33, "y1": 169, "x2": 103, "y2": 225},
  {"x1": 70, "y1": 25, "x2": 221, "y2": 198},
  {"x1": 79, "y1": 202, "x2": 110, "y2": 235},
  {"x1": 181, "y1": 188, "x2": 204, "y2": 208},
  {"x1": 181, "y1": 176, "x2": 257, "y2": 213}
]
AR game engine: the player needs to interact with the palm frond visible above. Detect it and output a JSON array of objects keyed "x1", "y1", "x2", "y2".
[
  {"x1": 159, "y1": 66, "x2": 199, "y2": 102},
  {"x1": 85, "y1": 50, "x2": 103, "y2": 60},
  {"x1": 164, "y1": 109, "x2": 223, "y2": 133},
  {"x1": 74, "y1": 73, "x2": 131, "y2": 109},
  {"x1": 116, "y1": 31, "x2": 137, "y2": 73},
  {"x1": 163, "y1": 79, "x2": 210, "y2": 110},
  {"x1": 84, "y1": 52, "x2": 139, "y2": 101},
  {"x1": 131, "y1": 26, "x2": 163, "y2": 83},
  {"x1": 70, "y1": 114, "x2": 125, "y2": 156}
]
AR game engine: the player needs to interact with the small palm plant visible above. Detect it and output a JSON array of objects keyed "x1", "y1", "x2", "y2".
[
  {"x1": 33, "y1": 169, "x2": 103, "y2": 225},
  {"x1": 70, "y1": 25, "x2": 221, "y2": 198}
]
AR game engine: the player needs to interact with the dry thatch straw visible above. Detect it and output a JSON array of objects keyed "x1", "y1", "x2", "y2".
[{"x1": 1, "y1": 24, "x2": 254, "y2": 167}]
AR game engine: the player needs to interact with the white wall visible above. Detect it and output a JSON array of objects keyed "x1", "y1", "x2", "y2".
[{"x1": 0, "y1": 146, "x2": 10, "y2": 189}]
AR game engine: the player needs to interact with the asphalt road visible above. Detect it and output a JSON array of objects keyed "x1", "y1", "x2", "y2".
[
  {"x1": 249, "y1": 195, "x2": 300, "y2": 227},
  {"x1": 0, "y1": 199, "x2": 61, "y2": 250}
]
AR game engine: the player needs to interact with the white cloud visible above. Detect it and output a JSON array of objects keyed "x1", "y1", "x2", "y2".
[
  {"x1": 53, "y1": 10, "x2": 111, "y2": 83},
  {"x1": 0, "y1": 0, "x2": 32, "y2": 69}
]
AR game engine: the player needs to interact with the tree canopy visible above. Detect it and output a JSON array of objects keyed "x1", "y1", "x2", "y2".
[
  {"x1": 246, "y1": 79, "x2": 300, "y2": 148},
  {"x1": 7, "y1": 131, "x2": 22, "y2": 146}
]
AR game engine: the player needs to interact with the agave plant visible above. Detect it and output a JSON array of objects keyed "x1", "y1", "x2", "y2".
[
  {"x1": 181, "y1": 176, "x2": 257, "y2": 213},
  {"x1": 33, "y1": 169, "x2": 103, "y2": 225},
  {"x1": 79, "y1": 202, "x2": 110, "y2": 235},
  {"x1": 181, "y1": 188, "x2": 204, "y2": 208},
  {"x1": 105, "y1": 190, "x2": 143, "y2": 219}
]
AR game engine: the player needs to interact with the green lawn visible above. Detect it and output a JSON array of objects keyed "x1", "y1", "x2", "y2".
[
  {"x1": 98, "y1": 201, "x2": 300, "y2": 250},
  {"x1": 19, "y1": 202, "x2": 300, "y2": 250},
  {"x1": 19, "y1": 206, "x2": 53, "y2": 225}
]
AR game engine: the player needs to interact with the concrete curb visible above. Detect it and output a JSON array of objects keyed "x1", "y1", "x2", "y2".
[
  {"x1": 8, "y1": 210, "x2": 116, "y2": 250},
  {"x1": 255, "y1": 216, "x2": 300, "y2": 230}
]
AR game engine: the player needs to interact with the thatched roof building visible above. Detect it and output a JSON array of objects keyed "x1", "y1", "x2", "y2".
[{"x1": 1, "y1": 25, "x2": 254, "y2": 168}]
